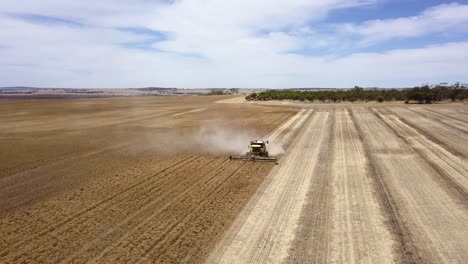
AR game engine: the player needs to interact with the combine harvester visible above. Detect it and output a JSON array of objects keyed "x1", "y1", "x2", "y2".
[{"x1": 229, "y1": 140, "x2": 278, "y2": 164}]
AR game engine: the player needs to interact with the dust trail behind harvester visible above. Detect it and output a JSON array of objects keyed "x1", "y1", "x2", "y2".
[
  {"x1": 138, "y1": 119, "x2": 286, "y2": 156},
  {"x1": 194, "y1": 121, "x2": 260, "y2": 154}
]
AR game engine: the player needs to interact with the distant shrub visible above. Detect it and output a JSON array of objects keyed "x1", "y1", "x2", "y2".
[
  {"x1": 245, "y1": 92, "x2": 257, "y2": 101},
  {"x1": 208, "y1": 90, "x2": 224, "y2": 95}
]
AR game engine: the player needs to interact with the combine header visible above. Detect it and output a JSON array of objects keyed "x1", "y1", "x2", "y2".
[{"x1": 229, "y1": 140, "x2": 278, "y2": 164}]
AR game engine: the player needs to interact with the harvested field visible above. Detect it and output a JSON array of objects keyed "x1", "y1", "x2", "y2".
[
  {"x1": 1, "y1": 97, "x2": 468, "y2": 263},
  {"x1": 0, "y1": 96, "x2": 296, "y2": 263},
  {"x1": 209, "y1": 102, "x2": 468, "y2": 264}
]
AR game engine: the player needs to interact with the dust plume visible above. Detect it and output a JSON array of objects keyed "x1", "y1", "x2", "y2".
[
  {"x1": 193, "y1": 121, "x2": 260, "y2": 154},
  {"x1": 137, "y1": 120, "x2": 284, "y2": 156},
  {"x1": 267, "y1": 142, "x2": 285, "y2": 156}
]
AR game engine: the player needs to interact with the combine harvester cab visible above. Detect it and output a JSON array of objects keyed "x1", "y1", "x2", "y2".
[{"x1": 229, "y1": 140, "x2": 278, "y2": 164}]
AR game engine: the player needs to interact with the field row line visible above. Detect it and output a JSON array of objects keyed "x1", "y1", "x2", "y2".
[{"x1": 0, "y1": 154, "x2": 201, "y2": 258}]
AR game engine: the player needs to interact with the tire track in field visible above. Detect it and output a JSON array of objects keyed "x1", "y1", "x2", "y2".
[
  {"x1": 423, "y1": 107, "x2": 468, "y2": 120},
  {"x1": 207, "y1": 111, "x2": 330, "y2": 263},
  {"x1": 265, "y1": 109, "x2": 306, "y2": 142},
  {"x1": 286, "y1": 109, "x2": 334, "y2": 263},
  {"x1": 171, "y1": 108, "x2": 207, "y2": 116},
  {"x1": 269, "y1": 110, "x2": 304, "y2": 142},
  {"x1": 373, "y1": 108, "x2": 468, "y2": 204},
  {"x1": 422, "y1": 107, "x2": 468, "y2": 123},
  {"x1": 455, "y1": 108, "x2": 468, "y2": 115},
  {"x1": 255, "y1": 111, "x2": 330, "y2": 263},
  {"x1": 270, "y1": 109, "x2": 312, "y2": 150},
  {"x1": 387, "y1": 108, "x2": 468, "y2": 158},
  {"x1": 350, "y1": 108, "x2": 423, "y2": 264},
  {"x1": 290, "y1": 109, "x2": 395, "y2": 264},
  {"x1": 249, "y1": 111, "x2": 328, "y2": 264},
  {"x1": 406, "y1": 107, "x2": 468, "y2": 134},
  {"x1": 352, "y1": 108, "x2": 468, "y2": 263},
  {"x1": 335, "y1": 109, "x2": 395, "y2": 264},
  {"x1": 0, "y1": 154, "x2": 201, "y2": 260}
]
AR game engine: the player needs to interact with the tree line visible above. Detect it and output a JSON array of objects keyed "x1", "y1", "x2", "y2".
[
  {"x1": 245, "y1": 83, "x2": 468, "y2": 104},
  {"x1": 208, "y1": 88, "x2": 240, "y2": 95}
]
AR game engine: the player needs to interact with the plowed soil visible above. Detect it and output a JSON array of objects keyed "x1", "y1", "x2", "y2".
[{"x1": 1, "y1": 97, "x2": 468, "y2": 263}]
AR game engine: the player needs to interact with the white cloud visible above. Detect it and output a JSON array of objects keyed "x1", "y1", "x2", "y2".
[
  {"x1": 340, "y1": 2, "x2": 468, "y2": 45},
  {"x1": 0, "y1": 1, "x2": 467, "y2": 88}
]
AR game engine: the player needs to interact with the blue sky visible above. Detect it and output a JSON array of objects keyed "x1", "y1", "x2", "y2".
[
  {"x1": 325, "y1": 0, "x2": 468, "y2": 22},
  {"x1": 0, "y1": 0, "x2": 468, "y2": 88}
]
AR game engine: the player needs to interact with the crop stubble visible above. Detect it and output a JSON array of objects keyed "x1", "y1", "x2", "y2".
[
  {"x1": 0, "y1": 96, "x2": 296, "y2": 263},
  {"x1": 210, "y1": 104, "x2": 468, "y2": 264},
  {"x1": 1, "y1": 97, "x2": 467, "y2": 263}
]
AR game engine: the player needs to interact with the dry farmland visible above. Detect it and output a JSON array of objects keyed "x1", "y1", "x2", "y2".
[{"x1": 1, "y1": 96, "x2": 467, "y2": 263}]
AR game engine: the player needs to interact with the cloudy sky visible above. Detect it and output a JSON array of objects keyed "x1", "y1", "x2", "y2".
[{"x1": 1, "y1": 0, "x2": 468, "y2": 88}]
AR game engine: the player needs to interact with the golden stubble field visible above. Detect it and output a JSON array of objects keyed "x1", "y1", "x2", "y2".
[{"x1": 1, "y1": 96, "x2": 467, "y2": 263}]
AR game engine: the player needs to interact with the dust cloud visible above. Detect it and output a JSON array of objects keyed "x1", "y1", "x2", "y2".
[
  {"x1": 139, "y1": 120, "x2": 284, "y2": 156},
  {"x1": 267, "y1": 142, "x2": 285, "y2": 156},
  {"x1": 193, "y1": 121, "x2": 259, "y2": 154}
]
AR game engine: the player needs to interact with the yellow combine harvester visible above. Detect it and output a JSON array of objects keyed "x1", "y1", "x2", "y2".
[{"x1": 229, "y1": 140, "x2": 278, "y2": 164}]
